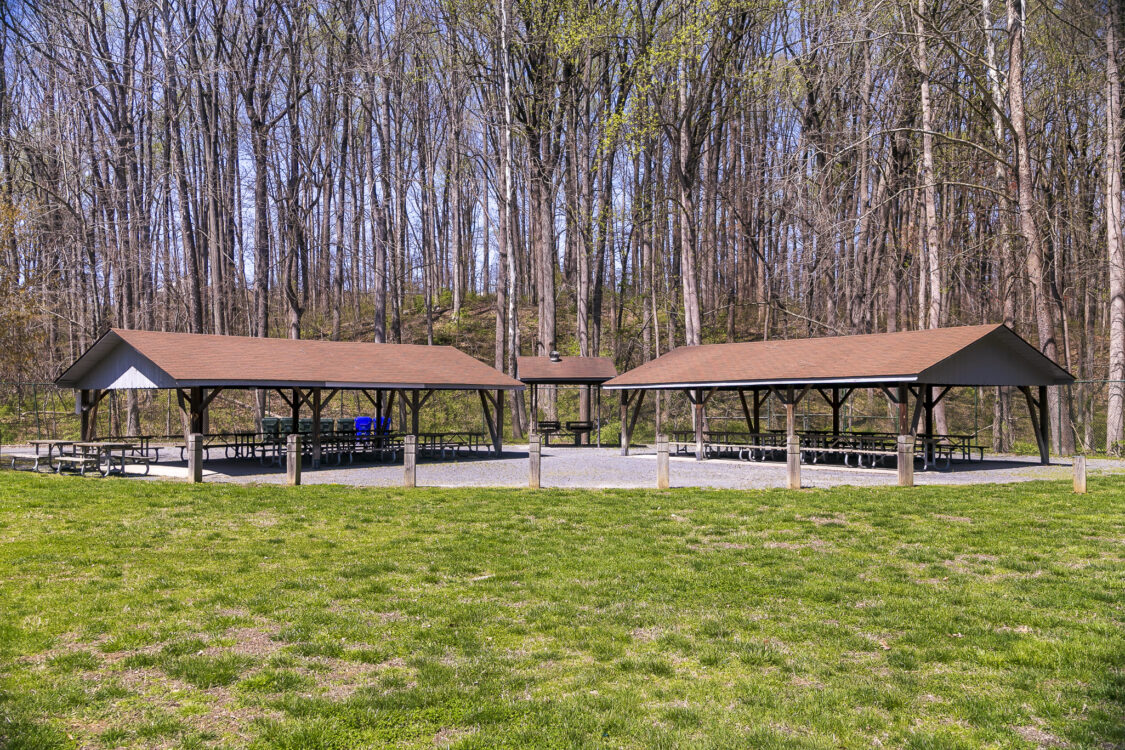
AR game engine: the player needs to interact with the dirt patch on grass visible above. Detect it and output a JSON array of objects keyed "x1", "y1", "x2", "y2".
[
  {"x1": 933, "y1": 514, "x2": 972, "y2": 523},
  {"x1": 764, "y1": 539, "x2": 830, "y2": 551},
  {"x1": 433, "y1": 726, "x2": 476, "y2": 746},
  {"x1": 1014, "y1": 724, "x2": 1069, "y2": 748}
]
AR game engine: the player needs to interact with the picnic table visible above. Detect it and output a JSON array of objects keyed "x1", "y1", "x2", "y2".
[
  {"x1": 416, "y1": 431, "x2": 484, "y2": 459},
  {"x1": 669, "y1": 429, "x2": 984, "y2": 471},
  {"x1": 60, "y1": 441, "x2": 145, "y2": 476}
]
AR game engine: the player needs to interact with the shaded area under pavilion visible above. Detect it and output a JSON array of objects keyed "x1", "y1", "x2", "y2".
[
  {"x1": 516, "y1": 354, "x2": 617, "y2": 446},
  {"x1": 604, "y1": 324, "x2": 1074, "y2": 466},
  {"x1": 54, "y1": 329, "x2": 523, "y2": 468}
]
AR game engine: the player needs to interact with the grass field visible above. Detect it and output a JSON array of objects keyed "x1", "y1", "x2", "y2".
[{"x1": 0, "y1": 473, "x2": 1121, "y2": 749}]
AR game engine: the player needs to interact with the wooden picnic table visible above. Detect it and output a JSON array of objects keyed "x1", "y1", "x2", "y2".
[
  {"x1": 70, "y1": 441, "x2": 138, "y2": 476},
  {"x1": 28, "y1": 439, "x2": 76, "y2": 460}
]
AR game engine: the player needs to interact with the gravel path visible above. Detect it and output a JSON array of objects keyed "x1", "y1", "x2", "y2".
[{"x1": 6, "y1": 444, "x2": 1116, "y2": 489}]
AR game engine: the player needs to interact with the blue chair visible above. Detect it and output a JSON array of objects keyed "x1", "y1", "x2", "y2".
[
  {"x1": 354, "y1": 416, "x2": 373, "y2": 435},
  {"x1": 380, "y1": 416, "x2": 393, "y2": 434}
]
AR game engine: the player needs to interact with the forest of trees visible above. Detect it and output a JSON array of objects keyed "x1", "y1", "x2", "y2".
[{"x1": 0, "y1": 0, "x2": 1122, "y2": 453}]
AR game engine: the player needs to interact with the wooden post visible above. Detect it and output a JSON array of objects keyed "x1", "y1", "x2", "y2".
[
  {"x1": 1021, "y1": 386, "x2": 1050, "y2": 465},
  {"x1": 188, "y1": 433, "x2": 203, "y2": 484},
  {"x1": 596, "y1": 385, "x2": 602, "y2": 447},
  {"x1": 1073, "y1": 455, "x2": 1087, "y2": 494},
  {"x1": 495, "y1": 389, "x2": 504, "y2": 457},
  {"x1": 291, "y1": 388, "x2": 300, "y2": 434},
  {"x1": 620, "y1": 390, "x2": 628, "y2": 453},
  {"x1": 753, "y1": 389, "x2": 762, "y2": 433},
  {"x1": 311, "y1": 389, "x2": 322, "y2": 469},
  {"x1": 786, "y1": 433, "x2": 801, "y2": 489},
  {"x1": 897, "y1": 385, "x2": 909, "y2": 434},
  {"x1": 657, "y1": 434, "x2": 669, "y2": 490},
  {"x1": 286, "y1": 433, "x2": 301, "y2": 486},
  {"x1": 78, "y1": 389, "x2": 91, "y2": 441},
  {"x1": 190, "y1": 386, "x2": 205, "y2": 435},
  {"x1": 410, "y1": 390, "x2": 421, "y2": 437},
  {"x1": 694, "y1": 390, "x2": 706, "y2": 461},
  {"x1": 831, "y1": 386, "x2": 841, "y2": 436},
  {"x1": 621, "y1": 391, "x2": 631, "y2": 455},
  {"x1": 897, "y1": 434, "x2": 915, "y2": 487},
  {"x1": 1039, "y1": 385, "x2": 1050, "y2": 464},
  {"x1": 529, "y1": 433, "x2": 541, "y2": 488},
  {"x1": 403, "y1": 434, "x2": 416, "y2": 487}
]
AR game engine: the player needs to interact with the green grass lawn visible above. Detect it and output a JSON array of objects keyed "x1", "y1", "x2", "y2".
[{"x1": 0, "y1": 473, "x2": 1121, "y2": 749}]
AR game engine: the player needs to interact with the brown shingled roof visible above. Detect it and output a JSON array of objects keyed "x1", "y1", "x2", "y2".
[
  {"x1": 516, "y1": 356, "x2": 618, "y2": 384},
  {"x1": 56, "y1": 329, "x2": 523, "y2": 390},
  {"x1": 604, "y1": 325, "x2": 1072, "y2": 389}
]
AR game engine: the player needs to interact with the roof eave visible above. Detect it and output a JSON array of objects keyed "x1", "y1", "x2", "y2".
[{"x1": 602, "y1": 375, "x2": 920, "y2": 390}]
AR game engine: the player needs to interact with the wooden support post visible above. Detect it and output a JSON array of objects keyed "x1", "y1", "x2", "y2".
[
  {"x1": 620, "y1": 390, "x2": 628, "y2": 453},
  {"x1": 786, "y1": 433, "x2": 801, "y2": 489},
  {"x1": 190, "y1": 386, "x2": 205, "y2": 435},
  {"x1": 831, "y1": 387, "x2": 841, "y2": 436},
  {"x1": 311, "y1": 389, "x2": 322, "y2": 469},
  {"x1": 410, "y1": 390, "x2": 420, "y2": 436},
  {"x1": 375, "y1": 389, "x2": 383, "y2": 431},
  {"x1": 924, "y1": 386, "x2": 935, "y2": 464},
  {"x1": 529, "y1": 433, "x2": 541, "y2": 489},
  {"x1": 78, "y1": 389, "x2": 91, "y2": 441},
  {"x1": 291, "y1": 388, "x2": 301, "y2": 434},
  {"x1": 621, "y1": 390, "x2": 647, "y2": 456},
  {"x1": 188, "y1": 433, "x2": 203, "y2": 484},
  {"x1": 694, "y1": 390, "x2": 705, "y2": 461},
  {"x1": 403, "y1": 434, "x2": 416, "y2": 487},
  {"x1": 495, "y1": 389, "x2": 504, "y2": 456},
  {"x1": 657, "y1": 434, "x2": 669, "y2": 490},
  {"x1": 897, "y1": 385, "x2": 909, "y2": 435},
  {"x1": 897, "y1": 434, "x2": 915, "y2": 487},
  {"x1": 596, "y1": 386, "x2": 602, "y2": 447},
  {"x1": 1073, "y1": 455, "x2": 1086, "y2": 494},
  {"x1": 1021, "y1": 386, "x2": 1050, "y2": 465},
  {"x1": 286, "y1": 434, "x2": 301, "y2": 486},
  {"x1": 1039, "y1": 385, "x2": 1050, "y2": 464},
  {"x1": 753, "y1": 389, "x2": 763, "y2": 433}
]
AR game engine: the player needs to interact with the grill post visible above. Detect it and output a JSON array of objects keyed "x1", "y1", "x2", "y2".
[
  {"x1": 404, "y1": 434, "x2": 416, "y2": 488},
  {"x1": 657, "y1": 435, "x2": 669, "y2": 489},
  {"x1": 286, "y1": 434, "x2": 301, "y2": 486},
  {"x1": 1073, "y1": 455, "x2": 1086, "y2": 494},
  {"x1": 529, "y1": 433, "x2": 541, "y2": 489},
  {"x1": 786, "y1": 434, "x2": 801, "y2": 490},
  {"x1": 897, "y1": 435, "x2": 915, "y2": 487},
  {"x1": 188, "y1": 433, "x2": 203, "y2": 484}
]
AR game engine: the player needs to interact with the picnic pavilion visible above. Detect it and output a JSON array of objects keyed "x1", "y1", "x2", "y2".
[
  {"x1": 604, "y1": 324, "x2": 1074, "y2": 467},
  {"x1": 516, "y1": 352, "x2": 617, "y2": 446},
  {"x1": 54, "y1": 329, "x2": 523, "y2": 469}
]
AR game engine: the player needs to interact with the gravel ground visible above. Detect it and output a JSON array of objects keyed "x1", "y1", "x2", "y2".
[{"x1": 6, "y1": 444, "x2": 1120, "y2": 489}]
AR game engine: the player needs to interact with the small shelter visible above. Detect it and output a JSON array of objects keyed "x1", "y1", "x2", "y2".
[
  {"x1": 56, "y1": 329, "x2": 523, "y2": 465},
  {"x1": 516, "y1": 353, "x2": 617, "y2": 446},
  {"x1": 603, "y1": 324, "x2": 1073, "y2": 464}
]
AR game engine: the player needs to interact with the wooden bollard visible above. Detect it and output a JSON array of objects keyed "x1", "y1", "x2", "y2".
[
  {"x1": 286, "y1": 434, "x2": 301, "y2": 486},
  {"x1": 403, "y1": 434, "x2": 416, "y2": 488},
  {"x1": 529, "y1": 433, "x2": 541, "y2": 489},
  {"x1": 786, "y1": 435, "x2": 801, "y2": 490},
  {"x1": 897, "y1": 435, "x2": 915, "y2": 487},
  {"x1": 1074, "y1": 454, "x2": 1087, "y2": 494},
  {"x1": 188, "y1": 433, "x2": 203, "y2": 484},
  {"x1": 656, "y1": 435, "x2": 669, "y2": 489}
]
